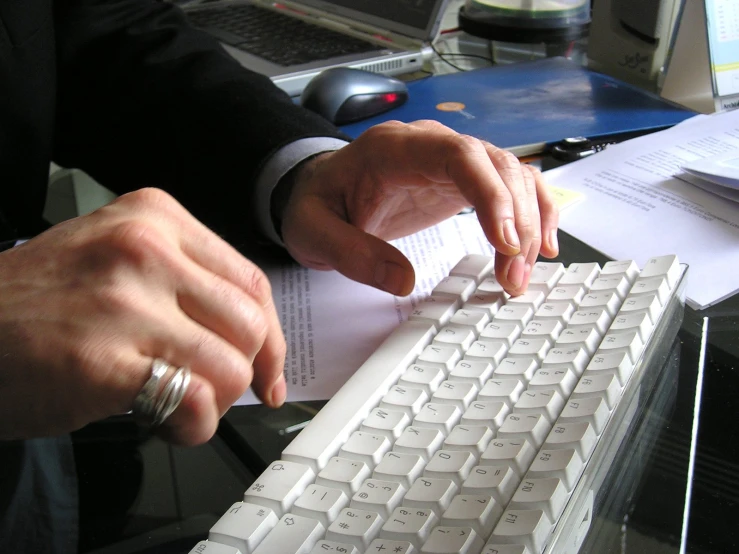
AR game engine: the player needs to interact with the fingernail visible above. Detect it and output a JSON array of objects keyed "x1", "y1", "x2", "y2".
[
  {"x1": 503, "y1": 219, "x2": 521, "y2": 252},
  {"x1": 270, "y1": 375, "x2": 286, "y2": 407},
  {"x1": 507, "y1": 255, "x2": 526, "y2": 289},
  {"x1": 375, "y1": 261, "x2": 408, "y2": 294},
  {"x1": 549, "y1": 228, "x2": 559, "y2": 254}
]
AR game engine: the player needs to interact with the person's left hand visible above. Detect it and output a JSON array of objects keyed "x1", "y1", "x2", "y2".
[{"x1": 279, "y1": 120, "x2": 559, "y2": 296}]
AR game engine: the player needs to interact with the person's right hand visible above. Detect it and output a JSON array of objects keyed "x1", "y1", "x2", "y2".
[{"x1": 0, "y1": 188, "x2": 286, "y2": 445}]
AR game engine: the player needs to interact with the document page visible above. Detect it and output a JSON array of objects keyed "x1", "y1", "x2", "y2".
[
  {"x1": 547, "y1": 110, "x2": 739, "y2": 310},
  {"x1": 236, "y1": 214, "x2": 494, "y2": 405}
]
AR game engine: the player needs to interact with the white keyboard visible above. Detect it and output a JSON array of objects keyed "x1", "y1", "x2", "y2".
[{"x1": 190, "y1": 253, "x2": 687, "y2": 554}]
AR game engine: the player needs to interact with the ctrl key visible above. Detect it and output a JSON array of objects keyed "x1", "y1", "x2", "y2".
[
  {"x1": 488, "y1": 509, "x2": 552, "y2": 554},
  {"x1": 188, "y1": 541, "x2": 241, "y2": 554}
]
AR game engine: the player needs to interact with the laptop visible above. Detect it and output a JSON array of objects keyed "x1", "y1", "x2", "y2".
[{"x1": 182, "y1": 0, "x2": 450, "y2": 97}]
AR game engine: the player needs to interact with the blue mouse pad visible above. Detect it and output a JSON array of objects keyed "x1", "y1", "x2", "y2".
[{"x1": 340, "y1": 57, "x2": 697, "y2": 156}]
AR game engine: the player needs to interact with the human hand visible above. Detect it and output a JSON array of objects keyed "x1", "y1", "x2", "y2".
[
  {"x1": 0, "y1": 189, "x2": 285, "y2": 445},
  {"x1": 279, "y1": 120, "x2": 559, "y2": 296}
]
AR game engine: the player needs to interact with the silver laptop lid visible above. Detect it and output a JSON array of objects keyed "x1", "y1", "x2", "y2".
[{"x1": 281, "y1": 0, "x2": 449, "y2": 42}]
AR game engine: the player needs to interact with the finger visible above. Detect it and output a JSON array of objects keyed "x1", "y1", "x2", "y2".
[
  {"x1": 353, "y1": 122, "x2": 523, "y2": 256},
  {"x1": 156, "y1": 372, "x2": 219, "y2": 446},
  {"x1": 112, "y1": 189, "x2": 287, "y2": 407},
  {"x1": 179, "y1": 225, "x2": 287, "y2": 408},
  {"x1": 530, "y1": 166, "x2": 560, "y2": 258},
  {"x1": 284, "y1": 197, "x2": 416, "y2": 296},
  {"x1": 520, "y1": 165, "x2": 543, "y2": 269}
]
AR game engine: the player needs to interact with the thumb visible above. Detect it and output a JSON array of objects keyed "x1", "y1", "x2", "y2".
[{"x1": 282, "y1": 199, "x2": 416, "y2": 295}]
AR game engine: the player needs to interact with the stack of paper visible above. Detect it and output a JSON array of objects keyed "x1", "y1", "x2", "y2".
[
  {"x1": 680, "y1": 149, "x2": 739, "y2": 203},
  {"x1": 545, "y1": 110, "x2": 739, "y2": 311}
]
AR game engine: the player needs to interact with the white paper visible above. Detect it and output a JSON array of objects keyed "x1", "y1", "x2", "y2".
[
  {"x1": 546, "y1": 109, "x2": 739, "y2": 311},
  {"x1": 236, "y1": 214, "x2": 494, "y2": 405}
]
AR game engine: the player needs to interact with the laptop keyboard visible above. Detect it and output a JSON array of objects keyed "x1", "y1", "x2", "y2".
[
  {"x1": 188, "y1": 253, "x2": 687, "y2": 554},
  {"x1": 186, "y1": 4, "x2": 385, "y2": 67}
]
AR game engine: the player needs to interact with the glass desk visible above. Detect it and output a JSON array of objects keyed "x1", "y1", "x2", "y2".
[{"x1": 19, "y1": 231, "x2": 736, "y2": 554}]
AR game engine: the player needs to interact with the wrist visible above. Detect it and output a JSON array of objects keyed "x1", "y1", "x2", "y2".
[{"x1": 269, "y1": 152, "x2": 332, "y2": 241}]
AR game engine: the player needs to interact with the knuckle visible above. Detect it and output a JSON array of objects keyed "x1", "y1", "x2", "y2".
[
  {"x1": 241, "y1": 265, "x2": 274, "y2": 308},
  {"x1": 106, "y1": 220, "x2": 166, "y2": 266},
  {"x1": 118, "y1": 187, "x2": 177, "y2": 211}
]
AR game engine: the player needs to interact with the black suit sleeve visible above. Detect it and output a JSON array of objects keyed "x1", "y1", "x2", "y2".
[{"x1": 51, "y1": 0, "x2": 347, "y2": 242}]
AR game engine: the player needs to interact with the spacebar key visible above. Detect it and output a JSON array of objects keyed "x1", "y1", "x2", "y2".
[{"x1": 282, "y1": 320, "x2": 437, "y2": 473}]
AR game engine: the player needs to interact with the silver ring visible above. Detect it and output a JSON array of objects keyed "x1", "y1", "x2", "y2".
[{"x1": 132, "y1": 358, "x2": 191, "y2": 427}]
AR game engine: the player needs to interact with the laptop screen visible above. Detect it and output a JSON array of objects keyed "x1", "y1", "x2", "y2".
[{"x1": 293, "y1": 0, "x2": 448, "y2": 41}]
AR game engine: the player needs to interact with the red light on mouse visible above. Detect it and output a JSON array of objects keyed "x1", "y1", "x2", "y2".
[{"x1": 383, "y1": 93, "x2": 398, "y2": 104}]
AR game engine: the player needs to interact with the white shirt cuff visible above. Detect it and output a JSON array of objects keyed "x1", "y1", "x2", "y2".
[{"x1": 254, "y1": 137, "x2": 349, "y2": 245}]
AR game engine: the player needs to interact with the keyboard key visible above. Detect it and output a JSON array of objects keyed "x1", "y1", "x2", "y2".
[
  {"x1": 557, "y1": 262, "x2": 600, "y2": 287},
  {"x1": 433, "y1": 275, "x2": 478, "y2": 301},
  {"x1": 463, "y1": 291, "x2": 506, "y2": 317},
  {"x1": 578, "y1": 290, "x2": 622, "y2": 318},
  {"x1": 252, "y1": 513, "x2": 324, "y2": 554},
  {"x1": 619, "y1": 293, "x2": 662, "y2": 324},
  {"x1": 361, "y1": 408, "x2": 412, "y2": 442},
  {"x1": 373, "y1": 452, "x2": 426, "y2": 491},
  {"x1": 443, "y1": 424, "x2": 495, "y2": 457},
  {"x1": 479, "y1": 323, "x2": 522, "y2": 348},
  {"x1": 380, "y1": 385, "x2": 430, "y2": 418},
  {"x1": 410, "y1": 297, "x2": 459, "y2": 327},
  {"x1": 448, "y1": 360, "x2": 495, "y2": 389},
  {"x1": 589, "y1": 274, "x2": 631, "y2": 299},
  {"x1": 527, "y1": 449, "x2": 584, "y2": 492},
  {"x1": 609, "y1": 311, "x2": 653, "y2": 342},
  {"x1": 431, "y1": 380, "x2": 478, "y2": 410},
  {"x1": 421, "y1": 526, "x2": 485, "y2": 553},
  {"x1": 481, "y1": 545, "x2": 531, "y2": 554},
  {"x1": 480, "y1": 439, "x2": 536, "y2": 478},
  {"x1": 629, "y1": 276, "x2": 671, "y2": 305},
  {"x1": 571, "y1": 373, "x2": 622, "y2": 409},
  {"x1": 351, "y1": 479, "x2": 405, "y2": 521},
  {"x1": 404, "y1": 477, "x2": 459, "y2": 517},
  {"x1": 381, "y1": 507, "x2": 438, "y2": 549},
  {"x1": 292, "y1": 484, "x2": 349, "y2": 529},
  {"x1": 543, "y1": 422, "x2": 598, "y2": 460},
  {"x1": 316, "y1": 457, "x2": 372, "y2": 497},
  {"x1": 450, "y1": 309, "x2": 491, "y2": 333},
  {"x1": 490, "y1": 509, "x2": 553, "y2": 554},
  {"x1": 462, "y1": 465, "x2": 519, "y2": 505},
  {"x1": 188, "y1": 541, "x2": 240, "y2": 554},
  {"x1": 423, "y1": 449, "x2": 477, "y2": 487},
  {"x1": 559, "y1": 396, "x2": 611, "y2": 434},
  {"x1": 308, "y1": 540, "x2": 359, "y2": 554},
  {"x1": 365, "y1": 538, "x2": 416, "y2": 554},
  {"x1": 243, "y1": 460, "x2": 315, "y2": 517},
  {"x1": 441, "y1": 495, "x2": 503, "y2": 539},
  {"x1": 450, "y1": 254, "x2": 496, "y2": 282},
  {"x1": 339, "y1": 431, "x2": 391, "y2": 470},
  {"x1": 640, "y1": 254, "x2": 680, "y2": 287},
  {"x1": 527, "y1": 262, "x2": 565, "y2": 291},
  {"x1": 477, "y1": 378, "x2": 526, "y2": 409},
  {"x1": 497, "y1": 413, "x2": 552, "y2": 449},
  {"x1": 509, "y1": 477, "x2": 568, "y2": 521},
  {"x1": 394, "y1": 426, "x2": 446, "y2": 462},
  {"x1": 601, "y1": 259, "x2": 639, "y2": 282},
  {"x1": 326, "y1": 508, "x2": 384, "y2": 551},
  {"x1": 461, "y1": 400, "x2": 510, "y2": 431},
  {"x1": 413, "y1": 403, "x2": 463, "y2": 435},
  {"x1": 399, "y1": 364, "x2": 447, "y2": 396},
  {"x1": 528, "y1": 368, "x2": 578, "y2": 398},
  {"x1": 584, "y1": 351, "x2": 634, "y2": 386},
  {"x1": 208, "y1": 502, "x2": 278, "y2": 554},
  {"x1": 465, "y1": 339, "x2": 509, "y2": 364},
  {"x1": 493, "y1": 357, "x2": 539, "y2": 384},
  {"x1": 521, "y1": 319, "x2": 563, "y2": 343},
  {"x1": 513, "y1": 390, "x2": 565, "y2": 424}
]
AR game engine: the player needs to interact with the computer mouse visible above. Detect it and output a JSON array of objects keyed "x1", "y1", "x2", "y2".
[{"x1": 300, "y1": 67, "x2": 409, "y2": 125}]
